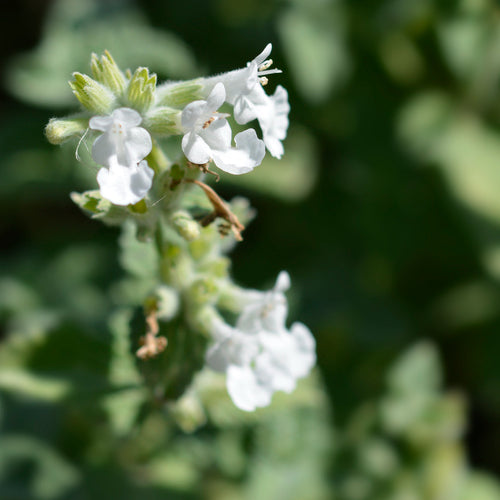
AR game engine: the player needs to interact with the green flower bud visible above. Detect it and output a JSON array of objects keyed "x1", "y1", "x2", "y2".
[
  {"x1": 169, "y1": 390, "x2": 206, "y2": 433},
  {"x1": 161, "y1": 245, "x2": 193, "y2": 287},
  {"x1": 70, "y1": 190, "x2": 129, "y2": 226},
  {"x1": 187, "y1": 304, "x2": 218, "y2": 337},
  {"x1": 126, "y1": 67, "x2": 157, "y2": 113},
  {"x1": 69, "y1": 72, "x2": 116, "y2": 114},
  {"x1": 45, "y1": 117, "x2": 88, "y2": 145},
  {"x1": 156, "y1": 79, "x2": 204, "y2": 108},
  {"x1": 90, "y1": 50, "x2": 127, "y2": 95},
  {"x1": 171, "y1": 210, "x2": 200, "y2": 242},
  {"x1": 143, "y1": 106, "x2": 182, "y2": 136},
  {"x1": 145, "y1": 285, "x2": 180, "y2": 321},
  {"x1": 188, "y1": 277, "x2": 219, "y2": 306}
]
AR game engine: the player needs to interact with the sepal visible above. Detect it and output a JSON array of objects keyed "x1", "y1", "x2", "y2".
[
  {"x1": 69, "y1": 73, "x2": 116, "y2": 114},
  {"x1": 126, "y1": 67, "x2": 157, "y2": 113},
  {"x1": 45, "y1": 117, "x2": 88, "y2": 145},
  {"x1": 156, "y1": 79, "x2": 204, "y2": 108},
  {"x1": 90, "y1": 50, "x2": 127, "y2": 95},
  {"x1": 144, "y1": 106, "x2": 183, "y2": 136},
  {"x1": 170, "y1": 210, "x2": 200, "y2": 241}
]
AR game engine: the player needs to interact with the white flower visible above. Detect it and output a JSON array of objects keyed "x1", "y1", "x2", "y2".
[
  {"x1": 96, "y1": 158, "x2": 154, "y2": 206},
  {"x1": 204, "y1": 44, "x2": 290, "y2": 159},
  {"x1": 88, "y1": 108, "x2": 154, "y2": 205},
  {"x1": 181, "y1": 83, "x2": 265, "y2": 175},
  {"x1": 205, "y1": 271, "x2": 316, "y2": 412},
  {"x1": 89, "y1": 108, "x2": 152, "y2": 167}
]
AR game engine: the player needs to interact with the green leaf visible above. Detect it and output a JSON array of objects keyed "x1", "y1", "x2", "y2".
[
  {"x1": 0, "y1": 435, "x2": 80, "y2": 499},
  {"x1": 278, "y1": 2, "x2": 350, "y2": 103}
]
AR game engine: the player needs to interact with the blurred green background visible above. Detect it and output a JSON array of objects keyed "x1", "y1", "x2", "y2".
[{"x1": 2, "y1": 0, "x2": 500, "y2": 498}]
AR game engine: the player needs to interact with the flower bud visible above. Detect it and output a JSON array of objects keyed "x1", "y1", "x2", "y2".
[
  {"x1": 188, "y1": 277, "x2": 219, "y2": 306},
  {"x1": 143, "y1": 106, "x2": 182, "y2": 136},
  {"x1": 171, "y1": 210, "x2": 200, "y2": 242},
  {"x1": 45, "y1": 117, "x2": 88, "y2": 145},
  {"x1": 153, "y1": 285, "x2": 180, "y2": 321},
  {"x1": 69, "y1": 73, "x2": 116, "y2": 114},
  {"x1": 156, "y1": 79, "x2": 204, "y2": 108},
  {"x1": 91, "y1": 50, "x2": 127, "y2": 95},
  {"x1": 126, "y1": 67, "x2": 156, "y2": 113}
]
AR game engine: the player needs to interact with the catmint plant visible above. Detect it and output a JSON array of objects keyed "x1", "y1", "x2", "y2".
[{"x1": 45, "y1": 47, "x2": 314, "y2": 412}]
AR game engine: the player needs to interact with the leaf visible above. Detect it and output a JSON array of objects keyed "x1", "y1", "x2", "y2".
[
  {"x1": 278, "y1": 2, "x2": 350, "y2": 103},
  {"x1": 0, "y1": 435, "x2": 80, "y2": 499}
]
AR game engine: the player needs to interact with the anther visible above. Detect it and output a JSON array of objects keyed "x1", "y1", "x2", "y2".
[
  {"x1": 203, "y1": 116, "x2": 216, "y2": 129},
  {"x1": 259, "y1": 76, "x2": 268, "y2": 86},
  {"x1": 259, "y1": 59, "x2": 273, "y2": 72}
]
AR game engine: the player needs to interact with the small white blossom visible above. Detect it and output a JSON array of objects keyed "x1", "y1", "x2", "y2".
[
  {"x1": 89, "y1": 108, "x2": 154, "y2": 205},
  {"x1": 206, "y1": 271, "x2": 316, "y2": 412},
  {"x1": 96, "y1": 158, "x2": 154, "y2": 206},
  {"x1": 181, "y1": 83, "x2": 265, "y2": 175},
  {"x1": 204, "y1": 44, "x2": 290, "y2": 159},
  {"x1": 89, "y1": 108, "x2": 152, "y2": 167}
]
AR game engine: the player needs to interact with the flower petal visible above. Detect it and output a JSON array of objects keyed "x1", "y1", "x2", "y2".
[
  {"x1": 112, "y1": 107, "x2": 142, "y2": 127},
  {"x1": 255, "y1": 349, "x2": 296, "y2": 394},
  {"x1": 182, "y1": 100, "x2": 210, "y2": 130},
  {"x1": 97, "y1": 159, "x2": 153, "y2": 206},
  {"x1": 91, "y1": 133, "x2": 116, "y2": 166},
  {"x1": 226, "y1": 365, "x2": 272, "y2": 412},
  {"x1": 211, "y1": 129, "x2": 265, "y2": 175},
  {"x1": 254, "y1": 43, "x2": 273, "y2": 67},
  {"x1": 200, "y1": 117, "x2": 231, "y2": 152},
  {"x1": 182, "y1": 131, "x2": 212, "y2": 164},
  {"x1": 205, "y1": 82, "x2": 226, "y2": 110},
  {"x1": 89, "y1": 115, "x2": 112, "y2": 132},
  {"x1": 123, "y1": 126, "x2": 153, "y2": 163}
]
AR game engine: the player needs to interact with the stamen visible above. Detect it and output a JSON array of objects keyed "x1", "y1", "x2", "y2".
[
  {"x1": 259, "y1": 76, "x2": 268, "y2": 86},
  {"x1": 258, "y1": 68, "x2": 282, "y2": 77},
  {"x1": 203, "y1": 116, "x2": 216, "y2": 129},
  {"x1": 258, "y1": 59, "x2": 274, "y2": 71}
]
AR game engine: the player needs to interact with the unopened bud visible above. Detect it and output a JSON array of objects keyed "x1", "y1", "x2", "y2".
[
  {"x1": 45, "y1": 117, "x2": 88, "y2": 145},
  {"x1": 188, "y1": 277, "x2": 219, "y2": 306},
  {"x1": 171, "y1": 210, "x2": 200, "y2": 241},
  {"x1": 69, "y1": 72, "x2": 116, "y2": 114},
  {"x1": 91, "y1": 50, "x2": 127, "y2": 95},
  {"x1": 143, "y1": 106, "x2": 182, "y2": 136},
  {"x1": 126, "y1": 67, "x2": 156, "y2": 113},
  {"x1": 156, "y1": 79, "x2": 204, "y2": 108},
  {"x1": 155, "y1": 285, "x2": 180, "y2": 321}
]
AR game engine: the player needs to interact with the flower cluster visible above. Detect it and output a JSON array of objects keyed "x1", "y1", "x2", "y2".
[
  {"x1": 46, "y1": 47, "x2": 315, "y2": 413},
  {"x1": 206, "y1": 272, "x2": 316, "y2": 411},
  {"x1": 48, "y1": 46, "x2": 289, "y2": 206}
]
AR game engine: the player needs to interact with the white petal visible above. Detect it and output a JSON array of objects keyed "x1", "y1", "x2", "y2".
[
  {"x1": 89, "y1": 115, "x2": 113, "y2": 132},
  {"x1": 206, "y1": 332, "x2": 258, "y2": 372},
  {"x1": 263, "y1": 136, "x2": 285, "y2": 159},
  {"x1": 255, "y1": 85, "x2": 290, "y2": 159},
  {"x1": 91, "y1": 133, "x2": 116, "y2": 166},
  {"x1": 290, "y1": 322, "x2": 316, "y2": 352},
  {"x1": 234, "y1": 96, "x2": 258, "y2": 124},
  {"x1": 200, "y1": 118, "x2": 231, "y2": 152},
  {"x1": 182, "y1": 131, "x2": 212, "y2": 164},
  {"x1": 226, "y1": 365, "x2": 272, "y2": 412},
  {"x1": 233, "y1": 85, "x2": 268, "y2": 125},
  {"x1": 254, "y1": 43, "x2": 273, "y2": 67},
  {"x1": 97, "y1": 160, "x2": 153, "y2": 206},
  {"x1": 123, "y1": 127, "x2": 153, "y2": 163},
  {"x1": 211, "y1": 129, "x2": 265, "y2": 175},
  {"x1": 112, "y1": 107, "x2": 142, "y2": 127},
  {"x1": 206, "y1": 82, "x2": 226, "y2": 110},
  {"x1": 182, "y1": 100, "x2": 210, "y2": 130},
  {"x1": 275, "y1": 271, "x2": 291, "y2": 292},
  {"x1": 255, "y1": 350, "x2": 296, "y2": 394}
]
